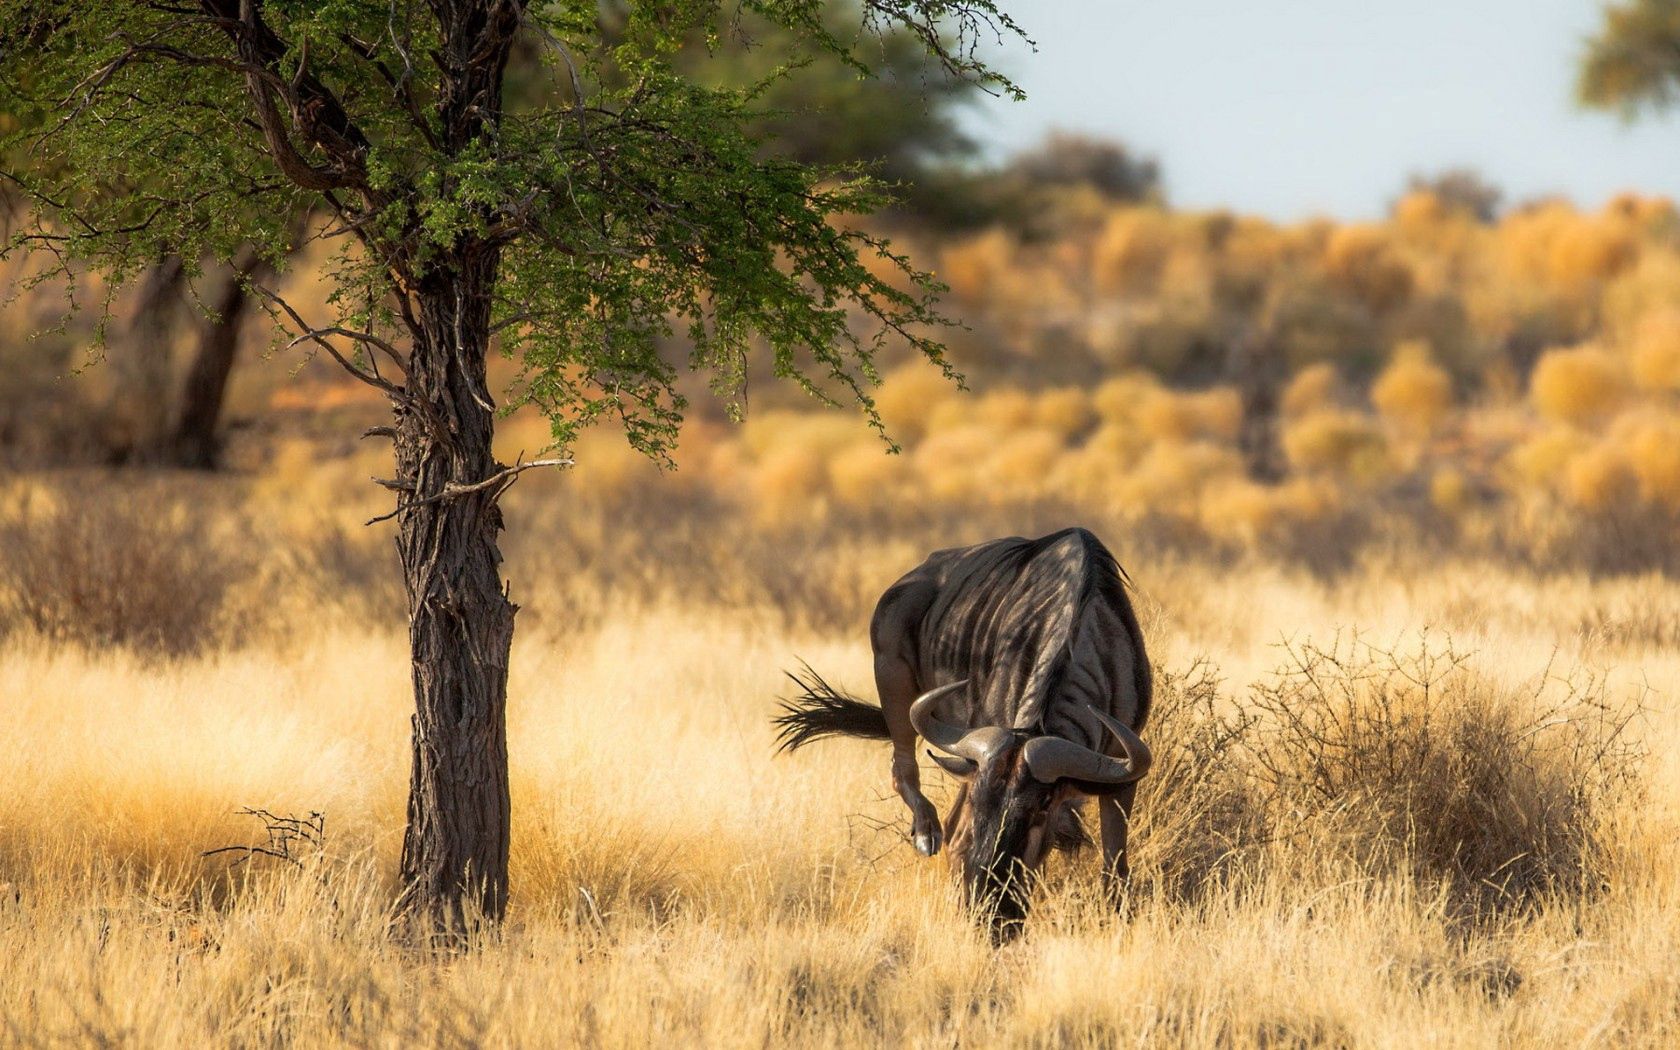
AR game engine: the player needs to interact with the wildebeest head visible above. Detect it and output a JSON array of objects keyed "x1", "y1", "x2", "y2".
[{"x1": 910, "y1": 681, "x2": 1152, "y2": 937}]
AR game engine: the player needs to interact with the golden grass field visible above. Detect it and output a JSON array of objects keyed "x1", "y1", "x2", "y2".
[
  {"x1": 3, "y1": 463, "x2": 1679, "y2": 1048},
  {"x1": 3, "y1": 187, "x2": 1680, "y2": 1046}
]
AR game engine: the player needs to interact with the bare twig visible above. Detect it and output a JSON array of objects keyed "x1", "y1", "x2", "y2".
[{"x1": 365, "y1": 452, "x2": 572, "y2": 526}]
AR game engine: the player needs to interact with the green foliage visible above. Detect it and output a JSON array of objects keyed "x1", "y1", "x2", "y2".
[
  {"x1": 1, "y1": 0, "x2": 1024, "y2": 459},
  {"x1": 1579, "y1": 0, "x2": 1680, "y2": 116}
]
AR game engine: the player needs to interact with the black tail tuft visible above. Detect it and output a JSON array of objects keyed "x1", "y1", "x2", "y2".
[{"x1": 773, "y1": 661, "x2": 891, "y2": 753}]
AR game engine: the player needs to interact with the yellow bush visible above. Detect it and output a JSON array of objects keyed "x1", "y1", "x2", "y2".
[
  {"x1": 1114, "y1": 441, "x2": 1245, "y2": 517},
  {"x1": 1094, "y1": 208, "x2": 1176, "y2": 293},
  {"x1": 1321, "y1": 224, "x2": 1414, "y2": 312},
  {"x1": 740, "y1": 410, "x2": 856, "y2": 459},
  {"x1": 828, "y1": 442, "x2": 906, "y2": 507},
  {"x1": 913, "y1": 424, "x2": 999, "y2": 502},
  {"x1": 1092, "y1": 372, "x2": 1162, "y2": 426},
  {"x1": 1630, "y1": 313, "x2": 1680, "y2": 393},
  {"x1": 1530, "y1": 345, "x2": 1627, "y2": 425},
  {"x1": 1282, "y1": 409, "x2": 1391, "y2": 480},
  {"x1": 1032, "y1": 387, "x2": 1095, "y2": 439},
  {"x1": 1548, "y1": 214, "x2": 1639, "y2": 289},
  {"x1": 1565, "y1": 444, "x2": 1635, "y2": 512},
  {"x1": 926, "y1": 397, "x2": 974, "y2": 433},
  {"x1": 1618, "y1": 415, "x2": 1680, "y2": 508},
  {"x1": 939, "y1": 230, "x2": 1014, "y2": 301},
  {"x1": 1392, "y1": 190, "x2": 1449, "y2": 232},
  {"x1": 751, "y1": 444, "x2": 827, "y2": 521},
  {"x1": 1507, "y1": 427, "x2": 1587, "y2": 493},
  {"x1": 1046, "y1": 441, "x2": 1132, "y2": 507},
  {"x1": 1282, "y1": 363, "x2": 1338, "y2": 417},
  {"x1": 1199, "y1": 478, "x2": 1285, "y2": 541},
  {"x1": 1430, "y1": 468, "x2": 1469, "y2": 513},
  {"x1": 1137, "y1": 387, "x2": 1242, "y2": 443},
  {"x1": 874, "y1": 363, "x2": 958, "y2": 445},
  {"x1": 1080, "y1": 422, "x2": 1149, "y2": 464},
  {"x1": 1371, "y1": 341, "x2": 1453, "y2": 433},
  {"x1": 1200, "y1": 475, "x2": 1343, "y2": 542},
  {"x1": 974, "y1": 389, "x2": 1037, "y2": 430},
  {"x1": 985, "y1": 428, "x2": 1071, "y2": 500}
]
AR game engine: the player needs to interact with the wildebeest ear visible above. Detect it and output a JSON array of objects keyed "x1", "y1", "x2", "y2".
[{"x1": 927, "y1": 749, "x2": 976, "y2": 778}]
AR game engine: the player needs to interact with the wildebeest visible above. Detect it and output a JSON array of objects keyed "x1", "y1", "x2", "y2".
[{"x1": 775, "y1": 527, "x2": 1153, "y2": 935}]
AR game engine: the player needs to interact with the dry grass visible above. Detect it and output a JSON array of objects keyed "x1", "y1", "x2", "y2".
[{"x1": 2, "y1": 464, "x2": 1679, "y2": 1048}]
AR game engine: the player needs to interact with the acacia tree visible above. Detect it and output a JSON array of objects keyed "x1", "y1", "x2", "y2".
[{"x1": 0, "y1": 1, "x2": 1023, "y2": 930}]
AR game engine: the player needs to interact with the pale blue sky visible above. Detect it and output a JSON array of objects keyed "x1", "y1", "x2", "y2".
[{"x1": 965, "y1": 0, "x2": 1680, "y2": 220}]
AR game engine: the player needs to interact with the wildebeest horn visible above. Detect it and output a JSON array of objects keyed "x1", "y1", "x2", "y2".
[
  {"x1": 1021, "y1": 706, "x2": 1153, "y2": 786},
  {"x1": 909, "y1": 680, "x2": 971, "y2": 751},
  {"x1": 910, "y1": 680, "x2": 1006, "y2": 773}
]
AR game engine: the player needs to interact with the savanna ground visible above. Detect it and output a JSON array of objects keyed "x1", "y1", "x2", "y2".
[
  {"x1": 1, "y1": 457, "x2": 1677, "y2": 1048},
  {"x1": 5, "y1": 190, "x2": 1680, "y2": 1046}
]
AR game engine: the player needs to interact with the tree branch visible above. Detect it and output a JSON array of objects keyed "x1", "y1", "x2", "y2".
[
  {"x1": 250, "y1": 281, "x2": 410, "y2": 403},
  {"x1": 365, "y1": 452, "x2": 572, "y2": 526}
]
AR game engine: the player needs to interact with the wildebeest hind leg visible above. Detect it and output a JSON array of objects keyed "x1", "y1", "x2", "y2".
[
  {"x1": 876, "y1": 652, "x2": 943, "y2": 856},
  {"x1": 1099, "y1": 783, "x2": 1138, "y2": 905}
]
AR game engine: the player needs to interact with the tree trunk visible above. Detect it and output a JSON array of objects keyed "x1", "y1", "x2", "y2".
[
  {"x1": 164, "y1": 251, "x2": 266, "y2": 470},
  {"x1": 1229, "y1": 329, "x2": 1285, "y2": 482},
  {"x1": 392, "y1": 249, "x2": 516, "y2": 932},
  {"x1": 108, "y1": 255, "x2": 185, "y2": 461}
]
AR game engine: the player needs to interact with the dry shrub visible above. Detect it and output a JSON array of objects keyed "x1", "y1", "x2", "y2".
[
  {"x1": 1094, "y1": 208, "x2": 1176, "y2": 293},
  {"x1": 1137, "y1": 387, "x2": 1242, "y2": 444},
  {"x1": 0, "y1": 482, "x2": 243, "y2": 655},
  {"x1": 973, "y1": 388, "x2": 1037, "y2": 430},
  {"x1": 1129, "y1": 660, "x2": 1268, "y2": 901},
  {"x1": 1430, "y1": 468, "x2": 1469, "y2": 513},
  {"x1": 1372, "y1": 340, "x2": 1453, "y2": 433},
  {"x1": 1281, "y1": 362, "x2": 1339, "y2": 417},
  {"x1": 1245, "y1": 635, "x2": 1643, "y2": 911},
  {"x1": 1321, "y1": 224, "x2": 1414, "y2": 312},
  {"x1": 874, "y1": 363, "x2": 956, "y2": 444},
  {"x1": 827, "y1": 442, "x2": 905, "y2": 508},
  {"x1": 1507, "y1": 427, "x2": 1587, "y2": 494},
  {"x1": 276, "y1": 518, "x2": 407, "y2": 626},
  {"x1": 1530, "y1": 345, "x2": 1626, "y2": 425},
  {"x1": 1031, "y1": 387, "x2": 1094, "y2": 439},
  {"x1": 938, "y1": 229, "x2": 1014, "y2": 302},
  {"x1": 1091, "y1": 371, "x2": 1161, "y2": 426},
  {"x1": 1282, "y1": 409, "x2": 1390, "y2": 479},
  {"x1": 1629, "y1": 312, "x2": 1680, "y2": 392},
  {"x1": 1619, "y1": 414, "x2": 1680, "y2": 508},
  {"x1": 1548, "y1": 214, "x2": 1639, "y2": 288},
  {"x1": 1566, "y1": 443, "x2": 1637, "y2": 511}
]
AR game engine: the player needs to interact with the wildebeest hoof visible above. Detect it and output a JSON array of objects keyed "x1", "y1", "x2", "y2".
[{"x1": 914, "y1": 830, "x2": 941, "y2": 856}]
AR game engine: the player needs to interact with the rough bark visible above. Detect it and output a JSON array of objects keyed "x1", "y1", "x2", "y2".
[
  {"x1": 392, "y1": 250, "x2": 516, "y2": 931},
  {"x1": 389, "y1": 0, "x2": 526, "y2": 933}
]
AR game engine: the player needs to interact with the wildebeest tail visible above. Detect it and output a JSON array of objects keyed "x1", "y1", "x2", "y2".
[{"x1": 774, "y1": 662, "x2": 891, "y2": 752}]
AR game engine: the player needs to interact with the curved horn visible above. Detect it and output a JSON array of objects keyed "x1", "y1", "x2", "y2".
[
  {"x1": 910, "y1": 680, "x2": 1012, "y2": 773},
  {"x1": 1087, "y1": 707, "x2": 1153, "y2": 781},
  {"x1": 1021, "y1": 707, "x2": 1153, "y2": 786},
  {"x1": 908, "y1": 679, "x2": 971, "y2": 755}
]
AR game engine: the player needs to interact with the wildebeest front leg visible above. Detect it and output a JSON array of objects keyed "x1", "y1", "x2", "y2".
[
  {"x1": 1098, "y1": 783, "x2": 1138, "y2": 903},
  {"x1": 876, "y1": 653, "x2": 943, "y2": 856}
]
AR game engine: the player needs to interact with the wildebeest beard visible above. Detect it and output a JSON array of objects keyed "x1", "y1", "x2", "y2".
[{"x1": 947, "y1": 737, "x2": 1067, "y2": 940}]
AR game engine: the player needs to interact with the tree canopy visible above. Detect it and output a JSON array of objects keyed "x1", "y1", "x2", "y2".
[
  {"x1": 1, "y1": 2, "x2": 1024, "y2": 458},
  {"x1": 1579, "y1": 0, "x2": 1680, "y2": 116}
]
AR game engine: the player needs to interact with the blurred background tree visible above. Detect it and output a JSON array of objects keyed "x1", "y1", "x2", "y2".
[
  {"x1": 1579, "y1": 0, "x2": 1680, "y2": 116},
  {"x1": 1400, "y1": 169, "x2": 1504, "y2": 223}
]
